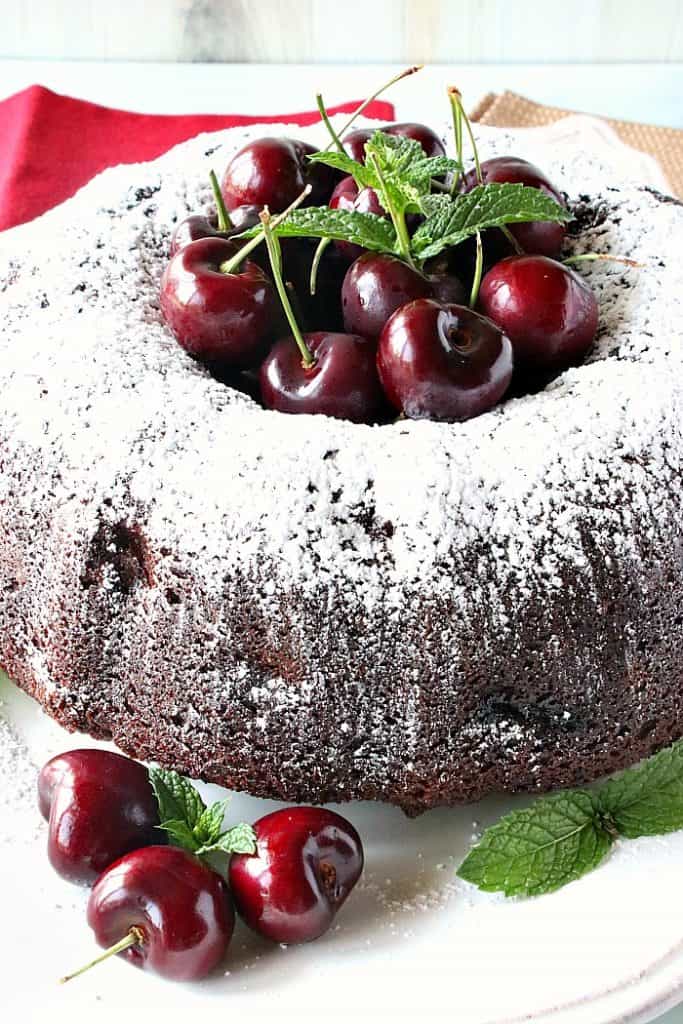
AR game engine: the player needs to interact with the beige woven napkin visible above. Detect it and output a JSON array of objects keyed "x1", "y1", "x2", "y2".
[{"x1": 471, "y1": 91, "x2": 683, "y2": 198}]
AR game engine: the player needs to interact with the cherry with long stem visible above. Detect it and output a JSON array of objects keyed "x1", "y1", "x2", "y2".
[
  {"x1": 260, "y1": 210, "x2": 315, "y2": 369},
  {"x1": 60, "y1": 927, "x2": 144, "y2": 985},
  {"x1": 209, "y1": 169, "x2": 233, "y2": 232},
  {"x1": 219, "y1": 184, "x2": 312, "y2": 276}
]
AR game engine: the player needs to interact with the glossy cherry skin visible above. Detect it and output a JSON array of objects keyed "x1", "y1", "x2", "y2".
[
  {"x1": 461, "y1": 156, "x2": 567, "y2": 257},
  {"x1": 88, "y1": 845, "x2": 234, "y2": 980},
  {"x1": 260, "y1": 331, "x2": 386, "y2": 423},
  {"x1": 169, "y1": 205, "x2": 261, "y2": 257},
  {"x1": 160, "y1": 236, "x2": 278, "y2": 368},
  {"x1": 343, "y1": 122, "x2": 445, "y2": 163},
  {"x1": 478, "y1": 255, "x2": 599, "y2": 371},
  {"x1": 329, "y1": 175, "x2": 386, "y2": 262},
  {"x1": 342, "y1": 252, "x2": 433, "y2": 340},
  {"x1": 229, "y1": 807, "x2": 364, "y2": 944},
  {"x1": 221, "y1": 138, "x2": 336, "y2": 213},
  {"x1": 378, "y1": 299, "x2": 514, "y2": 421},
  {"x1": 38, "y1": 749, "x2": 161, "y2": 885}
]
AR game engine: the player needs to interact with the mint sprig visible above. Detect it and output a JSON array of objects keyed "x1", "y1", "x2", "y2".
[
  {"x1": 458, "y1": 738, "x2": 683, "y2": 898},
  {"x1": 149, "y1": 767, "x2": 257, "y2": 859}
]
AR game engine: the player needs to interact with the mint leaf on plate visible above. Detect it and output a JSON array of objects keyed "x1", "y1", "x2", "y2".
[
  {"x1": 457, "y1": 791, "x2": 613, "y2": 898},
  {"x1": 599, "y1": 741, "x2": 683, "y2": 838},
  {"x1": 149, "y1": 766, "x2": 206, "y2": 830},
  {"x1": 412, "y1": 184, "x2": 571, "y2": 260},
  {"x1": 196, "y1": 823, "x2": 258, "y2": 857}
]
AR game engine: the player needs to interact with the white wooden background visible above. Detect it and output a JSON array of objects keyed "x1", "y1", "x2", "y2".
[{"x1": 3, "y1": 0, "x2": 683, "y2": 63}]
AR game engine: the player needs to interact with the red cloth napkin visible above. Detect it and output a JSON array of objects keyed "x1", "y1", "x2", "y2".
[{"x1": 0, "y1": 85, "x2": 395, "y2": 232}]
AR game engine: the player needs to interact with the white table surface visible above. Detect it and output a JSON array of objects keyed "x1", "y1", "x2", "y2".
[{"x1": 1, "y1": 57, "x2": 682, "y2": 1024}]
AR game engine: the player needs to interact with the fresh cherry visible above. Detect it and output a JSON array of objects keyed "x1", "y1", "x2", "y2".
[
  {"x1": 329, "y1": 175, "x2": 386, "y2": 262},
  {"x1": 343, "y1": 122, "x2": 445, "y2": 163},
  {"x1": 221, "y1": 138, "x2": 336, "y2": 214},
  {"x1": 342, "y1": 252, "x2": 433, "y2": 340},
  {"x1": 229, "y1": 807, "x2": 364, "y2": 944},
  {"x1": 160, "y1": 236, "x2": 278, "y2": 368},
  {"x1": 38, "y1": 749, "x2": 161, "y2": 885},
  {"x1": 260, "y1": 330, "x2": 385, "y2": 422},
  {"x1": 169, "y1": 205, "x2": 261, "y2": 257},
  {"x1": 461, "y1": 157, "x2": 567, "y2": 257},
  {"x1": 478, "y1": 255, "x2": 599, "y2": 371},
  {"x1": 62, "y1": 846, "x2": 233, "y2": 983},
  {"x1": 377, "y1": 299, "x2": 514, "y2": 421}
]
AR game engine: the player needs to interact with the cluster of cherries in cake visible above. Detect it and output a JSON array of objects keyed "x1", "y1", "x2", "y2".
[
  {"x1": 159, "y1": 123, "x2": 599, "y2": 425},
  {"x1": 40, "y1": 749, "x2": 363, "y2": 981}
]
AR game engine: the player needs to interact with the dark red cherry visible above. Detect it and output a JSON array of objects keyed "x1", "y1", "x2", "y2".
[
  {"x1": 38, "y1": 749, "x2": 161, "y2": 885},
  {"x1": 342, "y1": 252, "x2": 433, "y2": 340},
  {"x1": 229, "y1": 807, "x2": 364, "y2": 944},
  {"x1": 461, "y1": 157, "x2": 567, "y2": 257},
  {"x1": 478, "y1": 255, "x2": 599, "y2": 371},
  {"x1": 377, "y1": 299, "x2": 513, "y2": 421},
  {"x1": 343, "y1": 122, "x2": 445, "y2": 163},
  {"x1": 221, "y1": 138, "x2": 336, "y2": 214},
  {"x1": 169, "y1": 205, "x2": 261, "y2": 257},
  {"x1": 160, "y1": 236, "x2": 278, "y2": 368},
  {"x1": 260, "y1": 331, "x2": 385, "y2": 423},
  {"x1": 84, "y1": 846, "x2": 234, "y2": 981},
  {"x1": 329, "y1": 175, "x2": 387, "y2": 262}
]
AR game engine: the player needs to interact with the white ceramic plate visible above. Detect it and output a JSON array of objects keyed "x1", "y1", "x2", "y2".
[{"x1": 3, "y1": 672, "x2": 683, "y2": 1024}]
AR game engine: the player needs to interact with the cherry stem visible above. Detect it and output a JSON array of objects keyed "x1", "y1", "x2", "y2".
[
  {"x1": 259, "y1": 210, "x2": 315, "y2": 369},
  {"x1": 310, "y1": 237, "x2": 332, "y2": 295},
  {"x1": 327, "y1": 65, "x2": 424, "y2": 151},
  {"x1": 469, "y1": 232, "x2": 484, "y2": 308},
  {"x1": 368, "y1": 153, "x2": 414, "y2": 267},
  {"x1": 564, "y1": 252, "x2": 643, "y2": 268},
  {"x1": 219, "y1": 185, "x2": 312, "y2": 275},
  {"x1": 448, "y1": 87, "x2": 482, "y2": 186},
  {"x1": 209, "y1": 169, "x2": 233, "y2": 232},
  {"x1": 449, "y1": 89, "x2": 465, "y2": 196},
  {"x1": 316, "y1": 94, "x2": 347, "y2": 156},
  {"x1": 59, "y1": 926, "x2": 144, "y2": 985}
]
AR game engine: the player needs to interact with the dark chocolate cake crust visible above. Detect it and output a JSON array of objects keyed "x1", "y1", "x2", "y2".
[{"x1": 1, "y1": 122, "x2": 682, "y2": 814}]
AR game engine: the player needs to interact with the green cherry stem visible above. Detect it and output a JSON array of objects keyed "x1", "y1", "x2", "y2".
[
  {"x1": 259, "y1": 210, "x2": 315, "y2": 369},
  {"x1": 564, "y1": 252, "x2": 643, "y2": 268},
  {"x1": 316, "y1": 94, "x2": 347, "y2": 155},
  {"x1": 326, "y1": 65, "x2": 424, "y2": 151},
  {"x1": 448, "y1": 88, "x2": 465, "y2": 196},
  {"x1": 469, "y1": 232, "x2": 484, "y2": 308},
  {"x1": 209, "y1": 169, "x2": 233, "y2": 232},
  {"x1": 310, "y1": 237, "x2": 332, "y2": 295},
  {"x1": 219, "y1": 184, "x2": 312, "y2": 275},
  {"x1": 60, "y1": 927, "x2": 145, "y2": 984},
  {"x1": 368, "y1": 153, "x2": 414, "y2": 267}
]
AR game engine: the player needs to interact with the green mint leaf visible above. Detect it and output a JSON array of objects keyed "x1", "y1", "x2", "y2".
[
  {"x1": 307, "y1": 150, "x2": 376, "y2": 189},
  {"x1": 364, "y1": 132, "x2": 426, "y2": 214},
  {"x1": 196, "y1": 823, "x2": 258, "y2": 857},
  {"x1": 412, "y1": 184, "x2": 571, "y2": 260},
  {"x1": 148, "y1": 766, "x2": 206, "y2": 830},
  {"x1": 192, "y1": 799, "x2": 229, "y2": 846},
  {"x1": 243, "y1": 206, "x2": 398, "y2": 254},
  {"x1": 157, "y1": 818, "x2": 201, "y2": 853},
  {"x1": 599, "y1": 739, "x2": 683, "y2": 838},
  {"x1": 457, "y1": 791, "x2": 613, "y2": 898}
]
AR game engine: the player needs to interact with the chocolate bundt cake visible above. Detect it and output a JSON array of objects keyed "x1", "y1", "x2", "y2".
[{"x1": 1, "y1": 121, "x2": 682, "y2": 815}]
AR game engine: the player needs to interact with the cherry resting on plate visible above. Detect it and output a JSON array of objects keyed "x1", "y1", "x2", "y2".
[
  {"x1": 343, "y1": 122, "x2": 446, "y2": 163},
  {"x1": 229, "y1": 807, "x2": 364, "y2": 944},
  {"x1": 260, "y1": 331, "x2": 385, "y2": 423},
  {"x1": 329, "y1": 175, "x2": 386, "y2": 262},
  {"x1": 478, "y1": 255, "x2": 599, "y2": 371},
  {"x1": 377, "y1": 298, "x2": 514, "y2": 421},
  {"x1": 342, "y1": 252, "x2": 466, "y2": 340},
  {"x1": 66, "y1": 846, "x2": 234, "y2": 982},
  {"x1": 461, "y1": 156, "x2": 568, "y2": 258},
  {"x1": 170, "y1": 205, "x2": 260, "y2": 256},
  {"x1": 221, "y1": 137, "x2": 337, "y2": 213},
  {"x1": 160, "y1": 236, "x2": 278, "y2": 368},
  {"x1": 38, "y1": 749, "x2": 161, "y2": 885}
]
